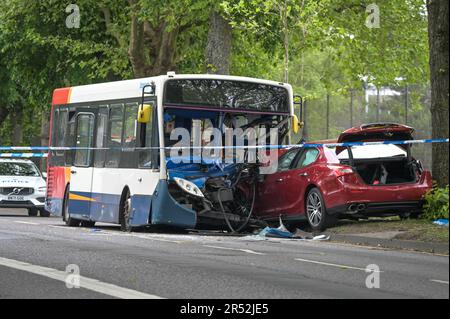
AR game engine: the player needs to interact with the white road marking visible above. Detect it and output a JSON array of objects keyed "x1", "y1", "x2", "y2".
[
  {"x1": 295, "y1": 258, "x2": 382, "y2": 272},
  {"x1": 133, "y1": 234, "x2": 183, "y2": 244},
  {"x1": 14, "y1": 221, "x2": 40, "y2": 225},
  {"x1": 86, "y1": 229, "x2": 184, "y2": 243},
  {"x1": 0, "y1": 257, "x2": 164, "y2": 299},
  {"x1": 204, "y1": 245, "x2": 266, "y2": 255},
  {"x1": 46, "y1": 225, "x2": 184, "y2": 243},
  {"x1": 48, "y1": 225, "x2": 78, "y2": 230},
  {"x1": 430, "y1": 279, "x2": 449, "y2": 285}
]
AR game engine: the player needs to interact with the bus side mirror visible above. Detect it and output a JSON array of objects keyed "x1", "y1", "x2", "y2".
[
  {"x1": 293, "y1": 95, "x2": 304, "y2": 133},
  {"x1": 138, "y1": 104, "x2": 152, "y2": 123},
  {"x1": 292, "y1": 114, "x2": 302, "y2": 134}
]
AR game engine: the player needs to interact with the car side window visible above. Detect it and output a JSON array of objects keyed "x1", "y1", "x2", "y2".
[
  {"x1": 294, "y1": 148, "x2": 319, "y2": 169},
  {"x1": 277, "y1": 150, "x2": 299, "y2": 171}
]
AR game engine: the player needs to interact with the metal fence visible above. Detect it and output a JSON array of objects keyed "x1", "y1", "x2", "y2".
[{"x1": 292, "y1": 84, "x2": 433, "y2": 170}]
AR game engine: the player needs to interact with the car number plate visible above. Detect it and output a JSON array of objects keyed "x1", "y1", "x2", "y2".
[{"x1": 7, "y1": 195, "x2": 25, "y2": 201}]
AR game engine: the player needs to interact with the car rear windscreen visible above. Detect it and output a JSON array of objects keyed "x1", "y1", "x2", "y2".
[{"x1": 164, "y1": 79, "x2": 290, "y2": 113}]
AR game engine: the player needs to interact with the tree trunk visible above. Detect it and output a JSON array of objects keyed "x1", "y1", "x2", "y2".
[
  {"x1": 11, "y1": 111, "x2": 23, "y2": 145},
  {"x1": 205, "y1": 11, "x2": 232, "y2": 75},
  {"x1": 127, "y1": 1, "x2": 179, "y2": 77},
  {"x1": 427, "y1": 0, "x2": 449, "y2": 187}
]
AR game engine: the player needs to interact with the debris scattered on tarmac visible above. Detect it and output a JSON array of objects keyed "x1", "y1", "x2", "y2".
[
  {"x1": 433, "y1": 219, "x2": 449, "y2": 226},
  {"x1": 244, "y1": 218, "x2": 331, "y2": 241}
]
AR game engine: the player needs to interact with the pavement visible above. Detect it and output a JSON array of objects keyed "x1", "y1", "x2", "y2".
[{"x1": 0, "y1": 209, "x2": 448, "y2": 299}]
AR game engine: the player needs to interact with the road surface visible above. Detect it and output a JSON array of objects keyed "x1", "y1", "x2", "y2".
[{"x1": 0, "y1": 209, "x2": 448, "y2": 299}]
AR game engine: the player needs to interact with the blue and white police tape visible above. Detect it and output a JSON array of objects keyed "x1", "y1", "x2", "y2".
[
  {"x1": 0, "y1": 138, "x2": 448, "y2": 158},
  {"x1": 0, "y1": 153, "x2": 48, "y2": 158}
]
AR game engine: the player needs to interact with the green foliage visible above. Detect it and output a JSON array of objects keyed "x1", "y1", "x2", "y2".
[
  {"x1": 0, "y1": 0, "x2": 432, "y2": 149},
  {"x1": 422, "y1": 186, "x2": 449, "y2": 221}
]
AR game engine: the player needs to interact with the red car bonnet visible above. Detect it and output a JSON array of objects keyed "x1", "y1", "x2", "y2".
[{"x1": 336, "y1": 123, "x2": 415, "y2": 154}]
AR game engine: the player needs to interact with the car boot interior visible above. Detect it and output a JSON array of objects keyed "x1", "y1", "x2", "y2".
[{"x1": 353, "y1": 158, "x2": 417, "y2": 185}]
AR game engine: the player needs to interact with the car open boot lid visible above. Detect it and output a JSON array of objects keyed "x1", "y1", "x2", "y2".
[{"x1": 338, "y1": 123, "x2": 415, "y2": 144}]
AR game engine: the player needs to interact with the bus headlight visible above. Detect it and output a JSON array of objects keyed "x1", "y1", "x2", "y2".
[{"x1": 173, "y1": 177, "x2": 204, "y2": 198}]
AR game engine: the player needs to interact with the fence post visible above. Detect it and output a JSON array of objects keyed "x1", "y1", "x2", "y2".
[
  {"x1": 326, "y1": 94, "x2": 330, "y2": 139},
  {"x1": 405, "y1": 85, "x2": 409, "y2": 125},
  {"x1": 376, "y1": 87, "x2": 380, "y2": 122},
  {"x1": 302, "y1": 99, "x2": 309, "y2": 141},
  {"x1": 350, "y1": 89, "x2": 354, "y2": 128}
]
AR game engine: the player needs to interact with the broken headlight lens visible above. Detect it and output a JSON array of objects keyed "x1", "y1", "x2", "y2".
[{"x1": 173, "y1": 177, "x2": 205, "y2": 198}]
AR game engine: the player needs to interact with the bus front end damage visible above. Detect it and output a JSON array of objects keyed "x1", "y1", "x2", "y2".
[{"x1": 166, "y1": 160, "x2": 266, "y2": 232}]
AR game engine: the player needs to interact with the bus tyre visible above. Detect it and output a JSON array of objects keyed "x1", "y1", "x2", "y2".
[
  {"x1": 80, "y1": 221, "x2": 96, "y2": 228},
  {"x1": 28, "y1": 208, "x2": 38, "y2": 217},
  {"x1": 120, "y1": 190, "x2": 133, "y2": 232},
  {"x1": 39, "y1": 209, "x2": 50, "y2": 217},
  {"x1": 306, "y1": 188, "x2": 335, "y2": 232},
  {"x1": 63, "y1": 186, "x2": 80, "y2": 227}
]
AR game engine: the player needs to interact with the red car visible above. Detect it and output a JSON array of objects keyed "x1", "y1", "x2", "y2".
[{"x1": 254, "y1": 123, "x2": 433, "y2": 231}]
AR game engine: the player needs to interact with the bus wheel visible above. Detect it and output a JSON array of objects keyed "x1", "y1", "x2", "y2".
[
  {"x1": 80, "y1": 220, "x2": 96, "y2": 228},
  {"x1": 63, "y1": 187, "x2": 80, "y2": 227},
  {"x1": 120, "y1": 190, "x2": 133, "y2": 232}
]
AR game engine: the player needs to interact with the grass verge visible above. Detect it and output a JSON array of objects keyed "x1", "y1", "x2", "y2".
[{"x1": 327, "y1": 217, "x2": 449, "y2": 243}]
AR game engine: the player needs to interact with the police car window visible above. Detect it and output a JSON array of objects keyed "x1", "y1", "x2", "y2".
[{"x1": 0, "y1": 162, "x2": 40, "y2": 177}]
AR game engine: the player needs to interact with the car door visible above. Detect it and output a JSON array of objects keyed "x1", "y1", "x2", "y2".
[
  {"x1": 277, "y1": 148, "x2": 321, "y2": 217},
  {"x1": 68, "y1": 110, "x2": 96, "y2": 220},
  {"x1": 256, "y1": 149, "x2": 301, "y2": 218}
]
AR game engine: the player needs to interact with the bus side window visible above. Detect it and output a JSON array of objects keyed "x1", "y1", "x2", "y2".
[
  {"x1": 123, "y1": 103, "x2": 139, "y2": 148},
  {"x1": 106, "y1": 104, "x2": 124, "y2": 168},
  {"x1": 138, "y1": 102, "x2": 155, "y2": 168},
  {"x1": 94, "y1": 107, "x2": 108, "y2": 168},
  {"x1": 51, "y1": 108, "x2": 60, "y2": 148},
  {"x1": 74, "y1": 114, "x2": 95, "y2": 167},
  {"x1": 65, "y1": 110, "x2": 77, "y2": 166},
  {"x1": 50, "y1": 108, "x2": 60, "y2": 166}
]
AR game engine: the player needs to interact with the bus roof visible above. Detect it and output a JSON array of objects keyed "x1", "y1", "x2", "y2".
[{"x1": 52, "y1": 73, "x2": 293, "y2": 106}]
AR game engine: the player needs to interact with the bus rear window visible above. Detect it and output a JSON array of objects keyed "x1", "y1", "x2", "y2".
[{"x1": 164, "y1": 79, "x2": 289, "y2": 113}]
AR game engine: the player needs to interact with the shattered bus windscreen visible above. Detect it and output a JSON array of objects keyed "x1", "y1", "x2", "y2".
[{"x1": 164, "y1": 79, "x2": 290, "y2": 113}]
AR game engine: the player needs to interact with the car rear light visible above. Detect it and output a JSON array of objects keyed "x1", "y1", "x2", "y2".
[{"x1": 330, "y1": 166, "x2": 354, "y2": 177}]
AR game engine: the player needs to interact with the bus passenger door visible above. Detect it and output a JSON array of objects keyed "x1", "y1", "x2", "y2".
[{"x1": 69, "y1": 111, "x2": 96, "y2": 220}]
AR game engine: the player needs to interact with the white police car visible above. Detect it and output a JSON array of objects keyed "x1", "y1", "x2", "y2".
[{"x1": 0, "y1": 159, "x2": 49, "y2": 217}]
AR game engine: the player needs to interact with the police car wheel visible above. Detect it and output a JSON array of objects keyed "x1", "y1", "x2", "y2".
[
  {"x1": 28, "y1": 208, "x2": 38, "y2": 217},
  {"x1": 39, "y1": 209, "x2": 50, "y2": 217}
]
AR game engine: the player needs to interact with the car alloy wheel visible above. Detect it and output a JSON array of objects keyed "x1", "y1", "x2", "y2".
[{"x1": 306, "y1": 191, "x2": 323, "y2": 228}]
